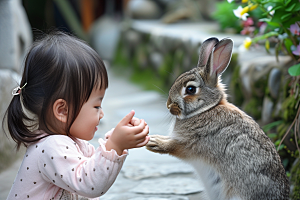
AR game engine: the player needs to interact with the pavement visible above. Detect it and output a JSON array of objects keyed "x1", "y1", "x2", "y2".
[{"x1": 0, "y1": 63, "x2": 208, "y2": 200}]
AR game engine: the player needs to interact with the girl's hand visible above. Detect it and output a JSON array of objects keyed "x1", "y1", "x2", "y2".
[
  {"x1": 105, "y1": 128, "x2": 114, "y2": 140},
  {"x1": 105, "y1": 110, "x2": 149, "y2": 155},
  {"x1": 129, "y1": 117, "x2": 140, "y2": 127}
]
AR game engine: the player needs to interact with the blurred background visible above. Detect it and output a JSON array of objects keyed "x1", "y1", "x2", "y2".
[{"x1": 0, "y1": 0, "x2": 299, "y2": 199}]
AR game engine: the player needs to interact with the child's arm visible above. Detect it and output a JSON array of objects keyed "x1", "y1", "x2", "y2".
[
  {"x1": 105, "y1": 110, "x2": 150, "y2": 155},
  {"x1": 38, "y1": 135, "x2": 127, "y2": 198}
]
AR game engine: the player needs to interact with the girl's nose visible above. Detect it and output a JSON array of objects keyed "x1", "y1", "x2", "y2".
[{"x1": 99, "y1": 109, "x2": 104, "y2": 119}]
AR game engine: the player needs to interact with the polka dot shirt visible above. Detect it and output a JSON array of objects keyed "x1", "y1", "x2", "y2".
[{"x1": 7, "y1": 133, "x2": 127, "y2": 199}]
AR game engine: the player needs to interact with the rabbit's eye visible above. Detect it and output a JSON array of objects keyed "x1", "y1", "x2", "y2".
[{"x1": 186, "y1": 86, "x2": 196, "y2": 95}]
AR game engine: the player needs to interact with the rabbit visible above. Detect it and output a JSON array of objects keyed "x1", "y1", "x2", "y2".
[{"x1": 146, "y1": 37, "x2": 290, "y2": 200}]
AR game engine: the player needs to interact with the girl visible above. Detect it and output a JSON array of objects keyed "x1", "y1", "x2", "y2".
[{"x1": 3, "y1": 31, "x2": 149, "y2": 199}]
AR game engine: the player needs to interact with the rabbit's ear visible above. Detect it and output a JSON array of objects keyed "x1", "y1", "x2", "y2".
[
  {"x1": 206, "y1": 38, "x2": 233, "y2": 86},
  {"x1": 197, "y1": 37, "x2": 219, "y2": 68}
]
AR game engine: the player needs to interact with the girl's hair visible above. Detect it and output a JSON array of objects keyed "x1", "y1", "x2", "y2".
[{"x1": 3, "y1": 31, "x2": 108, "y2": 150}]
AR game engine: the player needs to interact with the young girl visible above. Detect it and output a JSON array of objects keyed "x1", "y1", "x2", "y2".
[{"x1": 3, "y1": 31, "x2": 149, "y2": 199}]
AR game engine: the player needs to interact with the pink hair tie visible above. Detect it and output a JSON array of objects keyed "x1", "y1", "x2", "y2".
[{"x1": 12, "y1": 82, "x2": 27, "y2": 96}]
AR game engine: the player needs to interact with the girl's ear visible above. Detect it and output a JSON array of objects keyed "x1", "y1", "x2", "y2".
[{"x1": 53, "y1": 99, "x2": 68, "y2": 123}]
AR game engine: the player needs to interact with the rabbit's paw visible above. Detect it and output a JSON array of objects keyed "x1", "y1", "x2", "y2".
[{"x1": 146, "y1": 135, "x2": 172, "y2": 154}]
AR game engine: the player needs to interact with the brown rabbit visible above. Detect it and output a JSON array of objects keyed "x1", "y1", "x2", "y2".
[{"x1": 146, "y1": 37, "x2": 290, "y2": 200}]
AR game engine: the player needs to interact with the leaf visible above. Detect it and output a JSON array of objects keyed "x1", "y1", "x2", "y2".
[
  {"x1": 284, "y1": 38, "x2": 293, "y2": 54},
  {"x1": 266, "y1": 21, "x2": 281, "y2": 27},
  {"x1": 292, "y1": 3, "x2": 300, "y2": 11},
  {"x1": 281, "y1": 13, "x2": 292, "y2": 21},
  {"x1": 265, "y1": 40, "x2": 270, "y2": 53},
  {"x1": 285, "y1": 3, "x2": 296, "y2": 11},
  {"x1": 259, "y1": 18, "x2": 271, "y2": 22},
  {"x1": 271, "y1": 9, "x2": 285, "y2": 23},
  {"x1": 282, "y1": 158, "x2": 289, "y2": 168},
  {"x1": 275, "y1": 42, "x2": 282, "y2": 62},
  {"x1": 263, "y1": 120, "x2": 284, "y2": 132},
  {"x1": 285, "y1": 0, "x2": 292, "y2": 6},
  {"x1": 267, "y1": 133, "x2": 278, "y2": 139},
  {"x1": 273, "y1": 5, "x2": 283, "y2": 11},
  {"x1": 288, "y1": 63, "x2": 300, "y2": 76}
]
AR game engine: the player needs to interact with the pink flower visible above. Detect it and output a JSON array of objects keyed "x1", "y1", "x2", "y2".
[
  {"x1": 289, "y1": 22, "x2": 300, "y2": 35},
  {"x1": 293, "y1": 45, "x2": 300, "y2": 56},
  {"x1": 242, "y1": 17, "x2": 254, "y2": 27},
  {"x1": 241, "y1": 26, "x2": 255, "y2": 35}
]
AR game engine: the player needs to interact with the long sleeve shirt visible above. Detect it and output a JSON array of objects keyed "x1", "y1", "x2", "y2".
[{"x1": 7, "y1": 134, "x2": 127, "y2": 200}]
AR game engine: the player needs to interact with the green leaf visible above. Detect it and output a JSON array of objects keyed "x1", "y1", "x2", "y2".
[
  {"x1": 271, "y1": 9, "x2": 285, "y2": 23},
  {"x1": 263, "y1": 120, "x2": 283, "y2": 132},
  {"x1": 288, "y1": 63, "x2": 300, "y2": 76},
  {"x1": 292, "y1": 3, "x2": 300, "y2": 11},
  {"x1": 285, "y1": 0, "x2": 292, "y2": 6},
  {"x1": 284, "y1": 38, "x2": 293, "y2": 54},
  {"x1": 275, "y1": 42, "x2": 282, "y2": 62},
  {"x1": 285, "y1": 3, "x2": 296, "y2": 11},
  {"x1": 267, "y1": 133, "x2": 278, "y2": 139},
  {"x1": 259, "y1": 18, "x2": 271, "y2": 22},
  {"x1": 282, "y1": 158, "x2": 289, "y2": 168},
  {"x1": 273, "y1": 5, "x2": 284, "y2": 11},
  {"x1": 281, "y1": 13, "x2": 292, "y2": 21},
  {"x1": 266, "y1": 21, "x2": 281, "y2": 27}
]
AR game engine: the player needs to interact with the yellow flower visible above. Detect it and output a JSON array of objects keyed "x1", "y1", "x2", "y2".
[
  {"x1": 240, "y1": 4, "x2": 258, "y2": 15},
  {"x1": 233, "y1": 6, "x2": 249, "y2": 21},
  {"x1": 242, "y1": 0, "x2": 248, "y2": 3},
  {"x1": 243, "y1": 37, "x2": 252, "y2": 49},
  {"x1": 265, "y1": 40, "x2": 270, "y2": 51}
]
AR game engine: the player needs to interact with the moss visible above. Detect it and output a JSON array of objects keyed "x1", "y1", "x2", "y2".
[
  {"x1": 158, "y1": 53, "x2": 175, "y2": 86},
  {"x1": 281, "y1": 95, "x2": 300, "y2": 122},
  {"x1": 113, "y1": 38, "x2": 129, "y2": 67},
  {"x1": 277, "y1": 123, "x2": 291, "y2": 138},
  {"x1": 131, "y1": 68, "x2": 169, "y2": 93},
  {"x1": 230, "y1": 64, "x2": 244, "y2": 106},
  {"x1": 243, "y1": 98, "x2": 263, "y2": 119},
  {"x1": 290, "y1": 159, "x2": 300, "y2": 200},
  {"x1": 252, "y1": 73, "x2": 268, "y2": 98}
]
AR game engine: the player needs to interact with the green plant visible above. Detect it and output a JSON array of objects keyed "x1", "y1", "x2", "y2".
[
  {"x1": 212, "y1": 1, "x2": 243, "y2": 33},
  {"x1": 230, "y1": 0, "x2": 300, "y2": 72},
  {"x1": 228, "y1": 0, "x2": 300, "y2": 151}
]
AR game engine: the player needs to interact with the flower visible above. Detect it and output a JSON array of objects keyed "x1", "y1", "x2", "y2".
[
  {"x1": 292, "y1": 44, "x2": 300, "y2": 56},
  {"x1": 242, "y1": 0, "x2": 248, "y2": 3},
  {"x1": 241, "y1": 26, "x2": 256, "y2": 35},
  {"x1": 242, "y1": 17, "x2": 254, "y2": 27},
  {"x1": 227, "y1": 0, "x2": 234, "y2": 3},
  {"x1": 267, "y1": 6, "x2": 275, "y2": 16},
  {"x1": 243, "y1": 37, "x2": 252, "y2": 49},
  {"x1": 265, "y1": 40, "x2": 270, "y2": 51},
  {"x1": 289, "y1": 22, "x2": 300, "y2": 35},
  {"x1": 240, "y1": 4, "x2": 258, "y2": 15},
  {"x1": 234, "y1": 6, "x2": 249, "y2": 21}
]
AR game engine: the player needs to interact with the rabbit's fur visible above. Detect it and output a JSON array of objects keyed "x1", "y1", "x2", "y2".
[{"x1": 146, "y1": 37, "x2": 289, "y2": 200}]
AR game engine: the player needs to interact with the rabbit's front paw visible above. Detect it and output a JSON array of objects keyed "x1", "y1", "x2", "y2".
[{"x1": 146, "y1": 135, "x2": 172, "y2": 154}]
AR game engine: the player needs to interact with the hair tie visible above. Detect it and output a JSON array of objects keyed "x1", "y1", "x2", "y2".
[{"x1": 12, "y1": 83, "x2": 27, "y2": 96}]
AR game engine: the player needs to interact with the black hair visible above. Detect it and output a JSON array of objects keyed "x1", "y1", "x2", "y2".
[{"x1": 2, "y1": 31, "x2": 108, "y2": 150}]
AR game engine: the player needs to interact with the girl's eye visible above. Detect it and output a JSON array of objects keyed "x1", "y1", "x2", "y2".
[
  {"x1": 95, "y1": 106, "x2": 102, "y2": 109},
  {"x1": 186, "y1": 86, "x2": 197, "y2": 95}
]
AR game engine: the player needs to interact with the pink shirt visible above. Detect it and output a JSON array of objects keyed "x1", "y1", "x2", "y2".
[{"x1": 7, "y1": 134, "x2": 127, "y2": 200}]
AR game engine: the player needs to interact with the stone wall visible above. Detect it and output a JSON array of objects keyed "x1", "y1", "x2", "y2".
[
  {"x1": 113, "y1": 20, "x2": 293, "y2": 125},
  {"x1": 112, "y1": 20, "x2": 299, "y2": 198},
  {"x1": 0, "y1": 0, "x2": 32, "y2": 172}
]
